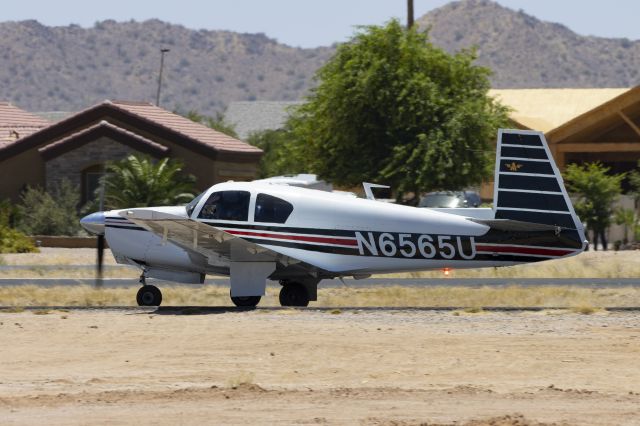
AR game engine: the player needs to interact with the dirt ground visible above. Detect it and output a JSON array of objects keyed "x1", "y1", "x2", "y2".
[{"x1": 0, "y1": 308, "x2": 638, "y2": 425}]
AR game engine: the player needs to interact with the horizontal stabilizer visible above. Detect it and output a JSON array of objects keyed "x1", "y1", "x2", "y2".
[{"x1": 470, "y1": 218, "x2": 561, "y2": 232}]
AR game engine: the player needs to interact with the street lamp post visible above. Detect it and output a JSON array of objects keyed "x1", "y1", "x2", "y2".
[{"x1": 156, "y1": 48, "x2": 170, "y2": 106}]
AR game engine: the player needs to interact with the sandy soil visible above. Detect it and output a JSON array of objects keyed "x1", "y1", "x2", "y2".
[{"x1": 0, "y1": 308, "x2": 638, "y2": 425}]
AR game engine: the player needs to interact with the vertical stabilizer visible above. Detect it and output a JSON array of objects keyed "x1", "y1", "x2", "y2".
[{"x1": 493, "y1": 129, "x2": 586, "y2": 247}]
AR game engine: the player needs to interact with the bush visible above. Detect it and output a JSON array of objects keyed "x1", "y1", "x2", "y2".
[
  {"x1": 0, "y1": 200, "x2": 37, "y2": 253},
  {"x1": 0, "y1": 225, "x2": 38, "y2": 253},
  {"x1": 17, "y1": 180, "x2": 81, "y2": 236}
]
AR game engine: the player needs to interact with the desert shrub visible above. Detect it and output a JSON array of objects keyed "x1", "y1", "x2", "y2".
[
  {"x1": 0, "y1": 200, "x2": 37, "y2": 253},
  {"x1": 17, "y1": 180, "x2": 80, "y2": 236}
]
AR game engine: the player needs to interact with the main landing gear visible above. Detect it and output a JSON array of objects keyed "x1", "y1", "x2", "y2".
[
  {"x1": 279, "y1": 282, "x2": 310, "y2": 307},
  {"x1": 136, "y1": 274, "x2": 163, "y2": 307},
  {"x1": 229, "y1": 281, "x2": 312, "y2": 308},
  {"x1": 231, "y1": 294, "x2": 262, "y2": 307}
]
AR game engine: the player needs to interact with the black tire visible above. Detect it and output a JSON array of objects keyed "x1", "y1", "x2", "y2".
[
  {"x1": 279, "y1": 283, "x2": 309, "y2": 307},
  {"x1": 136, "y1": 285, "x2": 162, "y2": 306},
  {"x1": 231, "y1": 295, "x2": 261, "y2": 307}
]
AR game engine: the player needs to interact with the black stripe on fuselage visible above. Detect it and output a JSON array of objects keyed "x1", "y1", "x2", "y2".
[
  {"x1": 497, "y1": 191, "x2": 568, "y2": 212},
  {"x1": 245, "y1": 237, "x2": 560, "y2": 263},
  {"x1": 498, "y1": 174, "x2": 561, "y2": 192},
  {"x1": 501, "y1": 133, "x2": 543, "y2": 147}
]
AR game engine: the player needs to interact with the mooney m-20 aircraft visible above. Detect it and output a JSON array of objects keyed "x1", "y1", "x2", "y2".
[{"x1": 80, "y1": 130, "x2": 587, "y2": 307}]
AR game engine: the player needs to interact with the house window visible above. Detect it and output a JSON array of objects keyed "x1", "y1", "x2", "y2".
[{"x1": 82, "y1": 165, "x2": 105, "y2": 205}]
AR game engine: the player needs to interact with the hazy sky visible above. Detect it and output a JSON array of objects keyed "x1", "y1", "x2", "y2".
[{"x1": 4, "y1": 1, "x2": 640, "y2": 48}]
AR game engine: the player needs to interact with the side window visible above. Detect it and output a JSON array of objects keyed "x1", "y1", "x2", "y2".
[
  {"x1": 198, "y1": 191, "x2": 250, "y2": 221},
  {"x1": 254, "y1": 193, "x2": 294, "y2": 224}
]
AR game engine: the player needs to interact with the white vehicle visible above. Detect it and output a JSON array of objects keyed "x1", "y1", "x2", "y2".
[{"x1": 81, "y1": 130, "x2": 587, "y2": 307}]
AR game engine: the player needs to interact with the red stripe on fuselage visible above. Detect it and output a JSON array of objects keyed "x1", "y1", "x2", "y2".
[
  {"x1": 476, "y1": 245, "x2": 574, "y2": 257},
  {"x1": 224, "y1": 229, "x2": 358, "y2": 246}
]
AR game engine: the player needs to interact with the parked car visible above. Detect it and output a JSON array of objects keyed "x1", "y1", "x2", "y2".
[{"x1": 418, "y1": 191, "x2": 481, "y2": 208}]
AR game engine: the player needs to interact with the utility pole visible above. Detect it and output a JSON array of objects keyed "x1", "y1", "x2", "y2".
[
  {"x1": 156, "y1": 48, "x2": 170, "y2": 106},
  {"x1": 407, "y1": 0, "x2": 414, "y2": 29}
]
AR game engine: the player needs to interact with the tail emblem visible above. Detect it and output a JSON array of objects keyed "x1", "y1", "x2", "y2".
[{"x1": 505, "y1": 162, "x2": 522, "y2": 172}]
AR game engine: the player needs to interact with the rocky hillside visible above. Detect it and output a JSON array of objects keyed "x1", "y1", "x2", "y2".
[
  {"x1": 0, "y1": 19, "x2": 332, "y2": 115},
  {"x1": 420, "y1": 0, "x2": 640, "y2": 88},
  {"x1": 1, "y1": 1, "x2": 639, "y2": 115}
]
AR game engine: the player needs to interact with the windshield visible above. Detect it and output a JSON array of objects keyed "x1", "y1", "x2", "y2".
[{"x1": 185, "y1": 190, "x2": 206, "y2": 217}]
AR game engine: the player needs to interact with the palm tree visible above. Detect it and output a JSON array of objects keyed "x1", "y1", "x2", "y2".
[{"x1": 102, "y1": 155, "x2": 196, "y2": 209}]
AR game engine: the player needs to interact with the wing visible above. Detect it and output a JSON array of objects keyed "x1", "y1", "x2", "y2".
[{"x1": 120, "y1": 209, "x2": 316, "y2": 270}]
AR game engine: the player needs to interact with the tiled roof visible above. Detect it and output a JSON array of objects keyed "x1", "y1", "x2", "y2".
[
  {"x1": 0, "y1": 102, "x2": 50, "y2": 148},
  {"x1": 225, "y1": 101, "x2": 302, "y2": 140},
  {"x1": 111, "y1": 100, "x2": 262, "y2": 154},
  {"x1": 38, "y1": 120, "x2": 170, "y2": 159}
]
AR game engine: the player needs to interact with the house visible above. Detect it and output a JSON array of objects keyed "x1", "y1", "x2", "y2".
[{"x1": 0, "y1": 100, "x2": 263, "y2": 204}]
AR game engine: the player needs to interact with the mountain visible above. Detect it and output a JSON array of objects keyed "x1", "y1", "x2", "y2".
[
  {"x1": 420, "y1": 0, "x2": 640, "y2": 88},
  {"x1": 1, "y1": 1, "x2": 639, "y2": 115},
  {"x1": 0, "y1": 19, "x2": 332, "y2": 115}
]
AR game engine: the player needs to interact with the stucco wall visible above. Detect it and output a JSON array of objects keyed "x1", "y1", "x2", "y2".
[{"x1": 0, "y1": 150, "x2": 45, "y2": 202}]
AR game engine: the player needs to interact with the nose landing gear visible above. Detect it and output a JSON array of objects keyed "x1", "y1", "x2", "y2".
[{"x1": 136, "y1": 274, "x2": 163, "y2": 306}]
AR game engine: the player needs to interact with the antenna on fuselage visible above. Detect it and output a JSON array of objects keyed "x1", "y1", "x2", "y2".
[{"x1": 362, "y1": 182, "x2": 390, "y2": 201}]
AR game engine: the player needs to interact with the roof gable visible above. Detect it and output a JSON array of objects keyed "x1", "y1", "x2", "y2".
[
  {"x1": 38, "y1": 121, "x2": 170, "y2": 160},
  {"x1": 0, "y1": 100, "x2": 262, "y2": 162}
]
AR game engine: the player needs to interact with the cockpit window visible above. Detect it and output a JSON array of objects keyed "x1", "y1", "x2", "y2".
[
  {"x1": 185, "y1": 191, "x2": 206, "y2": 217},
  {"x1": 254, "y1": 193, "x2": 294, "y2": 224},
  {"x1": 198, "y1": 191, "x2": 250, "y2": 221}
]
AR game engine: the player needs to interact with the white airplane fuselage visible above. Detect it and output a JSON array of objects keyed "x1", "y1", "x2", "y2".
[{"x1": 103, "y1": 181, "x2": 583, "y2": 281}]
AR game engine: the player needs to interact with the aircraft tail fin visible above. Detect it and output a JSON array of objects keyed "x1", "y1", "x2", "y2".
[{"x1": 493, "y1": 129, "x2": 586, "y2": 247}]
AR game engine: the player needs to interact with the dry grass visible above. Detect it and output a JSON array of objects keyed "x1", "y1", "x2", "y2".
[
  {"x1": 385, "y1": 250, "x2": 640, "y2": 279},
  {"x1": 3, "y1": 250, "x2": 638, "y2": 280},
  {"x1": 0, "y1": 248, "x2": 115, "y2": 266},
  {"x1": 0, "y1": 284, "x2": 638, "y2": 308},
  {"x1": 0, "y1": 267, "x2": 139, "y2": 279}
]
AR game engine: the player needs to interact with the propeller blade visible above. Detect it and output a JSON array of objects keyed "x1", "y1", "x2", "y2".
[{"x1": 96, "y1": 234, "x2": 105, "y2": 288}]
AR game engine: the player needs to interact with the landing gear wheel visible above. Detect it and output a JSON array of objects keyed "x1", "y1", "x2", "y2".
[
  {"x1": 231, "y1": 295, "x2": 261, "y2": 307},
  {"x1": 136, "y1": 285, "x2": 162, "y2": 306},
  {"x1": 279, "y1": 283, "x2": 309, "y2": 307}
]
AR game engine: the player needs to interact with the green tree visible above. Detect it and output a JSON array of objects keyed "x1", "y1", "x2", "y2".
[
  {"x1": 626, "y1": 160, "x2": 640, "y2": 241},
  {"x1": 565, "y1": 162, "x2": 624, "y2": 250},
  {"x1": 102, "y1": 155, "x2": 196, "y2": 209},
  {"x1": 247, "y1": 128, "x2": 305, "y2": 178},
  {"x1": 614, "y1": 208, "x2": 636, "y2": 244},
  {"x1": 182, "y1": 109, "x2": 239, "y2": 138},
  {"x1": 287, "y1": 19, "x2": 509, "y2": 202},
  {"x1": 17, "y1": 180, "x2": 80, "y2": 236}
]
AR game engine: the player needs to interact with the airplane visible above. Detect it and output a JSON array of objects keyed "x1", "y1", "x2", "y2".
[{"x1": 80, "y1": 129, "x2": 587, "y2": 307}]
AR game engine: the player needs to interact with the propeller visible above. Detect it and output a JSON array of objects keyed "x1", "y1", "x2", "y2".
[
  {"x1": 96, "y1": 233, "x2": 105, "y2": 287},
  {"x1": 80, "y1": 211, "x2": 106, "y2": 288}
]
